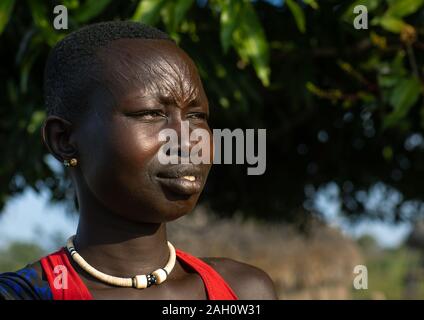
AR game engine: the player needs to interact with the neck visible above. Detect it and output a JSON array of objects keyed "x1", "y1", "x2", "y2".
[{"x1": 73, "y1": 193, "x2": 171, "y2": 278}]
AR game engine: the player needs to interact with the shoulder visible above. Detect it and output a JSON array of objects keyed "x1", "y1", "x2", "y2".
[
  {"x1": 0, "y1": 262, "x2": 52, "y2": 300},
  {"x1": 201, "y1": 257, "x2": 278, "y2": 300}
]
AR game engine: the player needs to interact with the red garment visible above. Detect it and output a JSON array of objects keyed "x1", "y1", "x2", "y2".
[{"x1": 40, "y1": 247, "x2": 238, "y2": 300}]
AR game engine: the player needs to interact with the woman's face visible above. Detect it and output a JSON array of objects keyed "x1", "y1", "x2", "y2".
[{"x1": 73, "y1": 39, "x2": 212, "y2": 223}]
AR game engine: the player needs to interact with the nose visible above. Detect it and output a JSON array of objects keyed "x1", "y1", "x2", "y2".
[{"x1": 166, "y1": 119, "x2": 192, "y2": 160}]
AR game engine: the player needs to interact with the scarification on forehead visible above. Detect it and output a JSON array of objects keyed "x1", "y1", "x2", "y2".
[{"x1": 95, "y1": 39, "x2": 202, "y2": 108}]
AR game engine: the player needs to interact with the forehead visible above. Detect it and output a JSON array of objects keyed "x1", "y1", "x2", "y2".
[{"x1": 94, "y1": 38, "x2": 206, "y2": 107}]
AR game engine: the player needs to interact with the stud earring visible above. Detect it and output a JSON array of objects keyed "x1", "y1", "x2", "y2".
[{"x1": 63, "y1": 158, "x2": 78, "y2": 167}]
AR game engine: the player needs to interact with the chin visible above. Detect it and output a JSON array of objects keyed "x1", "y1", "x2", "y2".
[
  {"x1": 160, "y1": 199, "x2": 198, "y2": 222},
  {"x1": 114, "y1": 187, "x2": 202, "y2": 223}
]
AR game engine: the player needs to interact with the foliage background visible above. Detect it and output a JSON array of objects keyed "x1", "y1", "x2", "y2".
[
  {"x1": 0, "y1": 0, "x2": 424, "y2": 223},
  {"x1": 2, "y1": 0, "x2": 424, "y2": 225}
]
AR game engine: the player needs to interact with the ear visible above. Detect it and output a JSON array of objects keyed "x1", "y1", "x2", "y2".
[{"x1": 41, "y1": 115, "x2": 77, "y2": 163}]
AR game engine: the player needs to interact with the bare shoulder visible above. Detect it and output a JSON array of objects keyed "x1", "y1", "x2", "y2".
[{"x1": 201, "y1": 257, "x2": 278, "y2": 300}]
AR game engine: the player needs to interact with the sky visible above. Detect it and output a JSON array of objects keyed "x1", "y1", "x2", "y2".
[
  {"x1": 313, "y1": 182, "x2": 412, "y2": 248},
  {"x1": 0, "y1": 188, "x2": 78, "y2": 251}
]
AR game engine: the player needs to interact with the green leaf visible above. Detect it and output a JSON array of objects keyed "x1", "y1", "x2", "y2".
[
  {"x1": 286, "y1": 0, "x2": 306, "y2": 33},
  {"x1": 62, "y1": 0, "x2": 80, "y2": 10},
  {"x1": 378, "y1": 15, "x2": 406, "y2": 33},
  {"x1": 386, "y1": 0, "x2": 424, "y2": 18},
  {"x1": 219, "y1": 1, "x2": 242, "y2": 53},
  {"x1": 27, "y1": 111, "x2": 46, "y2": 134},
  {"x1": 28, "y1": 0, "x2": 50, "y2": 30},
  {"x1": 27, "y1": 0, "x2": 61, "y2": 46},
  {"x1": 378, "y1": 74, "x2": 400, "y2": 87},
  {"x1": 389, "y1": 77, "x2": 422, "y2": 111},
  {"x1": 74, "y1": 0, "x2": 112, "y2": 23},
  {"x1": 377, "y1": 52, "x2": 407, "y2": 88},
  {"x1": 383, "y1": 77, "x2": 422, "y2": 128},
  {"x1": 132, "y1": 0, "x2": 167, "y2": 25},
  {"x1": 303, "y1": 0, "x2": 319, "y2": 9},
  {"x1": 173, "y1": 0, "x2": 195, "y2": 32},
  {"x1": 230, "y1": 2, "x2": 270, "y2": 86},
  {"x1": 342, "y1": 0, "x2": 381, "y2": 22},
  {"x1": 158, "y1": 0, "x2": 194, "y2": 36},
  {"x1": 0, "y1": 0, "x2": 15, "y2": 35},
  {"x1": 160, "y1": 2, "x2": 177, "y2": 38}
]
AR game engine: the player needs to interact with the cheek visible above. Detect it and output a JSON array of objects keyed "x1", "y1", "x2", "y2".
[
  {"x1": 77, "y1": 119, "x2": 162, "y2": 211},
  {"x1": 113, "y1": 125, "x2": 159, "y2": 171},
  {"x1": 105, "y1": 123, "x2": 163, "y2": 192}
]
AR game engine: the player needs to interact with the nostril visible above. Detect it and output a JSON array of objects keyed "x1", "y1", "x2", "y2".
[
  {"x1": 179, "y1": 146, "x2": 190, "y2": 158},
  {"x1": 165, "y1": 145, "x2": 190, "y2": 159}
]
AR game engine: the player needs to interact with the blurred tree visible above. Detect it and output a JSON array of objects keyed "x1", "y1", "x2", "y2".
[
  {"x1": 407, "y1": 219, "x2": 424, "y2": 248},
  {"x1": 1, "y1": 0, "x2": 424, "y2": 224},
  {"x1": 0, "y1": 241, "x2": 46, "y2": 272},
  {"x1": 357, "y1": 234, "x2": 379, "y2": 250}
]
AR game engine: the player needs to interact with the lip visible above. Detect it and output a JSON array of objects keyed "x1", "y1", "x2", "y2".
[{"x1": 156, "y1": 166, "x2": 204, "y2": 196}]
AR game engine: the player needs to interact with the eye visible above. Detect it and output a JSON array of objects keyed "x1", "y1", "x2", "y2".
[
  {"x1": 187, "y1": 112, "x2": 209, "y2": 121},
  {"x1": 129, "y1": 110, "x2": 166, "y2": 120}
]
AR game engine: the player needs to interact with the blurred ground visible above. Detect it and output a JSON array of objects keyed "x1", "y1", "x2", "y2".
[{"x1": 169, "y1": 206, "x2": 362, "y2": 299}]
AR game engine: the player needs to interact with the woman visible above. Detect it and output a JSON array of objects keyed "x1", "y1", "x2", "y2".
[{"x1": 0, "y1": 21, "x2": 277, "y2": 300}]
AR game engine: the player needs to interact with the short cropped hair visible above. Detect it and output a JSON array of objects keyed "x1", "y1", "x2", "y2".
[{"x1": 44, "y1": 21, "x2": 174, "y2": 121}]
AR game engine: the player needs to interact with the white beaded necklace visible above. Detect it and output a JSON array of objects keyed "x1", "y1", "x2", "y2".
[{"x1": 66, "y1": 235, "x2": 176, "y2": 289}]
